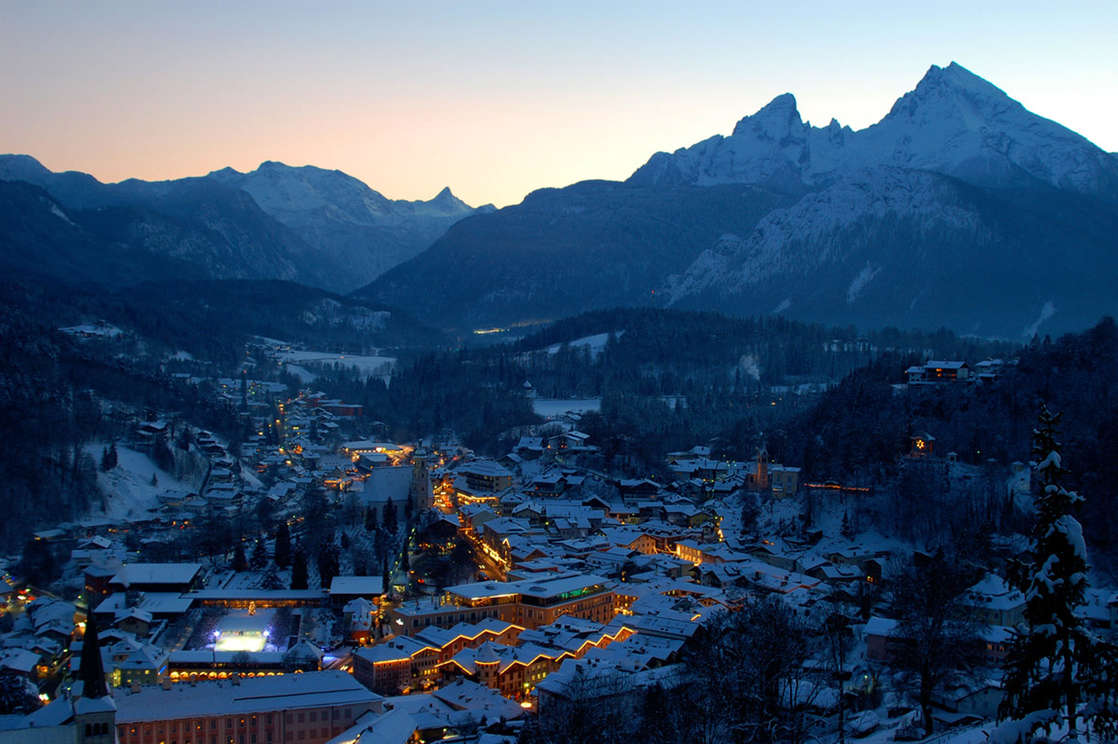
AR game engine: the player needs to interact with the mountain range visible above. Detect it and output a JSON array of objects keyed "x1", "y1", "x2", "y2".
[
  {"x1": 0, "y1": 156, "x2": 486, "y2": 292},
  {"x1": 362, "y1": 63, "x2": 1118, "y2": 337},
  {"x1": 3, "y1": 62, "x2": 1116, "y2": 338}
]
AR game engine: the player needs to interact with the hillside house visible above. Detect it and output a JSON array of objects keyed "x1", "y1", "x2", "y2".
[{"x1": 907, "y1": 360, "x2": 970, "y2": 384}]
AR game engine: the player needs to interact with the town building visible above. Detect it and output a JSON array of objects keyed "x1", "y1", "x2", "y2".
[{"x1": 113, "y1": 671, "x2": 382, "y2": 744}]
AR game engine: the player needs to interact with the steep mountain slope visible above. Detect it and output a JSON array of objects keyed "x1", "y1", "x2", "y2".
[
  {"x1": 667, "y1": 167, "x2": 1118, "y2": 335},
  {"x1": 359, "y1": 179, "x2": 795, "y2": 331},
  {"x1": 207, "y1": 162, "x2": 486, "y2": 289},
  {"x1": 362, "y1": 63, "x2": 1118, "y2": 337},
  {"x1": 0, "y1": 180, "x2": 207, "y2": 285}
]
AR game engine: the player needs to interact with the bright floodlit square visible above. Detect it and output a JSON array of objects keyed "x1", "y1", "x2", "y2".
[{"x1": 212, "y1": 609, "x2": 277, "y2": 653}]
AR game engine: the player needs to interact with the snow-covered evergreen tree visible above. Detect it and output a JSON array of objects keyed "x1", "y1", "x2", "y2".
[{"x1": 1001, "y1": 404, "x2": 1091, "y2": 740}]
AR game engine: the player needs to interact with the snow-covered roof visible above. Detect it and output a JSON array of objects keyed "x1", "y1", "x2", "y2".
[
  {"x1": 114, "y1": 670, "x2": 381, "y2": 722},
  {"x1": 458, "y1": 460, "x2": 513, "y2": 478},
  {"x1": 110, "y1": 563, "x2": 202, "y2": 587},
  {"x1": 329, "y1": 576, "x2": 385, "y2": 596},
  {"x1": 863, "y1": 616, "x2": 899, "y2": 638},
  {"x1": 326, "y1": 708, "x2": 415, "y2": 744}
]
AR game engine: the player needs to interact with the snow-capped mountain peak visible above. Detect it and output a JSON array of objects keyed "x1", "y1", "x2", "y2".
[
  {"x1": 628, "y1": 62, "x2": 1118, "y2": 199},
  {"x1": 731, "y1": 92, "x2": 803, "y2": 141},
  {"x1": 907, "y1": 61, "x2": 1009, "y2": 106}
]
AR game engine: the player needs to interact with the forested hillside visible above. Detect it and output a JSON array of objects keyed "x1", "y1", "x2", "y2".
[
  {"x1": 308, "y1": 308, "x2": 1013, "y2": 467},
  {"x1": 0, "y1": 279, "x2": 444, "y2": 368},
  {"x1": 0, "y1": 291, "x2": 245, "y2": 551},
  {"x1": 775, "y1": 318, "x2": 1118, "y2": 558}
]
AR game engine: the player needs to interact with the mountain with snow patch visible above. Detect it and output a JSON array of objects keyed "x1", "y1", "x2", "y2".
[
  {"x1": 630, "y1": 63, "x2": 1118, "y2": 199},
  {"x1": 364, "y1": 63, "x2": 1118, "y2": 337},
  {"x1": 0, "y1": 156, "x2": 485, "y2": 291},
  {"x1": 207, "y1": 162, "x2": 490, "y2": 288}
]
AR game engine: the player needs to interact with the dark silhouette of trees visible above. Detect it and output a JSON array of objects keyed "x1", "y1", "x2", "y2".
[
  {"x1": 274, "y1": 520, "x2": 291, "y2": 568},
  {"x1": 232, "y1": 539, "x2": 248, "y2": 572},
  {"x1": 19, "y1": 538, "x2": 57, "y2": 587},
  {"x1": 100, "y1": 441, "x2": 118, "y2": 471},
  {"x1": 291, "y1": 547, "x2": 308, "y2": 590},
  {"x1": 317, "y1": 544, "x2": 340, "y2": 590},
  {"x1": 250, "y1": 537, "x2": 268, "y2": 570},
  {"x1": 891, "y1": 550, "x2": 981, "y2": 737},
  {"x1": 383, "y1": 497, "x2": 398, "y2": 535}
]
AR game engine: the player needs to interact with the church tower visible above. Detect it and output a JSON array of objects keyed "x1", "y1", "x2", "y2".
[
  {"x1": 410, "y1": 454, "x2": 432, "y2": 512},
  {"x1": 73, "y1": 612, "x2": 116, "y2": 744},
  {"x1": 755, "y1": 442, "x2": 770, "y2": 490}
]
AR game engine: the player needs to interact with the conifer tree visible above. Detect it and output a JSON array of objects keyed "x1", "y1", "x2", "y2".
[
  {"x1": 274, "y1": 520, "x2": 291, "y2": 568},
  {"x1": 232, "y1": 539, "x2": 248, "y2": 572},
  {"x1": 364, "y1": 505, "x2": 378, "y2": 532},
  {"x1": 100, "y1": 442, "x2": 118, "y2": 472},
  {"x1": 317, "y1": 545, "x2": 339, "y2": 590},
  {"x1": 250, "y1": 537, "x2": 268, "y2": 570},
  {"x1": 291, "y1": 547, "x2": 309, "y2": 590},
  {"x1": 384, "y1": 497, "x2": 397, "y2": 534},
  {"x1": 1001, "y1": 405, "x2": 1092, "y2": 740}
]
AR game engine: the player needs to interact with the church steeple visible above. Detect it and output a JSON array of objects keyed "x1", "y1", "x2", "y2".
[
  {"x1": 78, "y1": 611, "x2": 109, "y2": 699},
  {"x1": 72, "y1": 609, "x2": 116, "y2": 744}
]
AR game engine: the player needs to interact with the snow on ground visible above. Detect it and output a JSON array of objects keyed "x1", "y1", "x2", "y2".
[
  {"x1": 532, "y1": 398, "x2": 602, "y2": 418},
  {"x1": 240, "y1": 464, "x2": 263, "y2": 491},
  {"x1": 285, "y1": 364, "x2": 317, "y2": 382},
  {"x1": 278, "y1": 350, "x2": 395, "y2": 380},
  {"x1": 545, "y1": 331, "x2": 622, "y2": 358},
  {"x1": 850, "y1": 717, "x2": 989, "y2": 744},
  {"x1": 59, "y1": 322, "x2": 122, "y2": 338},
  {"x1": 50, "y1": 203, "x2": 75, "y2": 225},
  {"x1": 83, "y1": 443, "x2": 194, "y2": 523},
  {"x1": 1022, "y1": 300, "x2": 1056, "y2": 338}
]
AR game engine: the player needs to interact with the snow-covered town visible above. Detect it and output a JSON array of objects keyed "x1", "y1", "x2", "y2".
[{"x1": 0, "y1": 336, "x2": 1112, "y2": 744}]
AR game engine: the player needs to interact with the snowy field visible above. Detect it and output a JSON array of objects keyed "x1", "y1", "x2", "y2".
[
  {"x1": 83, "y1": 443, "x2": 195, "y2": 522},
  {"x1": 278, "y1": 350, "x2": 395, "y2": 379},
  {"x1": 532, "y1": 398, "x2": 601, "y2": 418},
  {"x1": 545, "y1": 331, "x2": 623, "y2": 358},
  {"x1": 59, "y1": 323, "x2": 122, "y2": 338},
  {"x1": 284, "y1": 364, "x2": 317, "y2": 383}
]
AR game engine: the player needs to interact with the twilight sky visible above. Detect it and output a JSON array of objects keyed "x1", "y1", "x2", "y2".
[{"x1": 3, "y1": 1, "x2": 1115, "y2": 207}]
